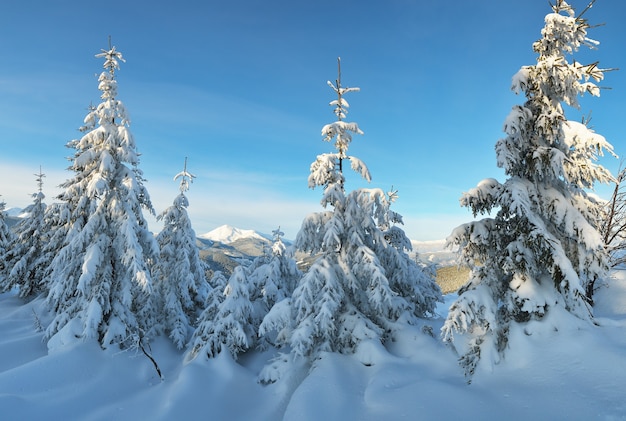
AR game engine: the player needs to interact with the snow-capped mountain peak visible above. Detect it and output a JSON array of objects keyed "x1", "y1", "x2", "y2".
[
  {"x1": 4, "y1": 207, "x2": 24, "y2": 217},
  {"x1": 198, "y1": 224, "x2": 269, "y2": 244}
]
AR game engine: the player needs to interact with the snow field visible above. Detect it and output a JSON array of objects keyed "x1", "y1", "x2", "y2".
[{"x1": 1, "y1": 271, "x2": 625, "y2": 420}]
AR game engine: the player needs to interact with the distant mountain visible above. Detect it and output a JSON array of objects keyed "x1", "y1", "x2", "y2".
[
  {"x1": 4, "y1": 207, "x2": 24, "y2": 217},
  {"x1": 1, "y1": 212, "x2": 461, "y2": 286},
  {"x1": 194, "y1": 225, "x2": 459, "y2": 278},
  {"x1": 198, "y1": 224, "x2": 271, "y2": 244},
  {"x1": 2, "y1": 207, "x2": 24, "y2": 229},
  {"x1": 196, "y1": 225, "x2": 274, "y2": 276}
]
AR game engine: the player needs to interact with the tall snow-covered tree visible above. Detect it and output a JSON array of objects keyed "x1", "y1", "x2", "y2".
[
  {"x1": 44, "y1": 43, "x2": 158, "y2": 350},
  {"x1": 601, "y1": 164, "x2": 626, "y2": 267},
  {"x1": 0, "y1": 195, "x2": 15, "y2": 282},
  {"x1": 153, "y1": 159, "x2": 209, "y2": 349},
  {"x1": 441, "y1": 0, "x2": 615, "y2": 379},
  {"x1": 261, "y1": 59, "x2": 441, "y2": 370},
  {"x1": 0, "y1": 169, "x2": 48, "y2": 298}
]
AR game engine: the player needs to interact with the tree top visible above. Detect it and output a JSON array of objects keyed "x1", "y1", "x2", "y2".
[
  {"x1": 174, "y1": 157, "x2": 196, "y2": 194},
  {"x1": 95, "y1": 37, "x2": 125, "y2": 75}
]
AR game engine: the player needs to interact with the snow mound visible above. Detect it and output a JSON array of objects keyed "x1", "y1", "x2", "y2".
[
  {"x1": 198, "y1": 224, "x2": 270, "y2": 244},
  {"x1": 1, "y1": 272, "x2": 626, "y2": 419}
]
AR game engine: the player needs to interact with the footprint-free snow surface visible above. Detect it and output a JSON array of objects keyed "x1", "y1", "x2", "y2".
[{"x1": 1, "y1": 271, "x2": 626, "y2": 420}]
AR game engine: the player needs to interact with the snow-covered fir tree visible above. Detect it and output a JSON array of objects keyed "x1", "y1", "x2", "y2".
[
  {"x1": 251, "y1": 228, "x2": 300, "y2": 310},
  {"x1": 601, "y1": 166, "x2": 626, "y2": 267},
  {"x1": 153, "y1": 159, "x2": 209, "y2": 349},
  {"x1": 188, "y1": 227, "x2": 301, "y2": 360},
  {"x1": 0, "y1": 169, "x2": 48, "y2": 298},
  {"x1": 441, "y1": 0, "x2": 615, "y2": 379},
  {"x1": 188, "y1": 266, "x2": 254, "y2": 360},
  {"x1": 0, "y1": 195, "x2": 15, "y2": 283},
  {"x1": 44, "y1": 43, "x2": 158, "y2": 350},
  {"x1": 367, "y1": 190, "x2": 441, "y2": 319},
  {"x1": 186, "y1": 269, "x2": 228, "y2": 356},
  {"x1": 248, "y1": 227, "x2": 301, "y2": 350},
  {"x1": 260, "y1": 59, "x2": 441, "y2": 373}
]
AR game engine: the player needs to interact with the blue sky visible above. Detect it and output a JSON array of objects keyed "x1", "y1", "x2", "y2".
[{"x1": 1, "y1": 0, "x2": 625, "y2": 240}]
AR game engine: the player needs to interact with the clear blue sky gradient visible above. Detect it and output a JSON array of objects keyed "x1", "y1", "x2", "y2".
[{"x1": 1, "y1": 0, "x2": 625, "y2": 240}]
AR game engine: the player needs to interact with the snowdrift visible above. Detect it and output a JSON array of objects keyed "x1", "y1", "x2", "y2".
[{"x1": 1, "y1": 271, "x2": 626, "y2": 420}]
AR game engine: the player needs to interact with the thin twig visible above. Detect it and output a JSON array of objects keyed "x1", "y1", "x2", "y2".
[
  {"x1": 139, "y1": 338, "x2": 163, "y2": 380},
  {"x1": 576, "y1": 0, "x2": 597, "y2": 20}
]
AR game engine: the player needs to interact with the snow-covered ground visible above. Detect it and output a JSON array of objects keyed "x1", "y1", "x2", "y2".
[{"x1": 1, "y1": 270, "x2": 625, "y2": 420}]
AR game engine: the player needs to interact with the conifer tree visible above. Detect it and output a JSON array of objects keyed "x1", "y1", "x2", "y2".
[
  {"x1": 601, "y1": 165, "x2": 626, "y2": 267},
  {"x1": 441, "y1": 0, "x2": 614, "y2": 379},
  {"x1": 153, "y1": 158, "x2": 209, "y2": 349},
  {"x1": 1, "y1": 169, "x2": 48, "y2": 298},
  {"x1": 250, "y1": 228, "x2": 300, "y2": 311},
  {"x1": 0, "y1": 196, "x2": 15, "y2": 283},
  {"x1": 247, "y1": 227, "x2": 301, "y2": 350},
  {"x1": 189, "y1": 228, "x2": 301, "y2": 359},
  {"x1": 261, "y1": 59, "x2": 441, "y2": 371},
  {"x1": 44, "y1": 42, "x2": 158, "y2": 350},
  {"x1": 188, "y1": 266, "x2": 254, "y2": 360}
]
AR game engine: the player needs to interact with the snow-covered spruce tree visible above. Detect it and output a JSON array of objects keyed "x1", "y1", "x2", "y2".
[
  {"x1": 251, "y1": 228, "x2": 300, "y2": 310},
  {"x1": 153, "y1": 159, "x2": 209, "y2": 349},
  {"x1": 261, "y1": 59, "x2": 441, "y2": 371},
  {"x1": 188, "y1": 227, "x2": 301, "y2": 360},
  {"x1": 188, "y1": 266, "x2": 254, "y2": 360},
  {"x1": 34, "y1": 201, "x2": 74, "y2": 295},
  {"x1": 44, "y1": 43, "x2": 158, "y2": 350},
  {"x1": 0, "y1": 195, "x2": 15, "y2": 282},
  {"x1": 601, "y1": 165, "x2": 626, "y2": 267},
  {"x1": 0, "y1": 169, "x2": 48, "y2": 298},
  {"x1": 248, "y1": 227, "x2": 301, "y2": 350},
  {"x1": 441, "y1": 0, "x2": 615, "y2": 379},
  {"x1": 369, "y1": 190, "x2": 442, "y2": 318}
]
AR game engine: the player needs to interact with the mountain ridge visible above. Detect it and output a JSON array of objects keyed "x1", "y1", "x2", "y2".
[{"x1": 198, "y1": 224, "x2": 272, "y2": 244}]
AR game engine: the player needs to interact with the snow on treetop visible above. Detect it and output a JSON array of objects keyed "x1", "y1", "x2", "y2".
[
  {"x1": 198, "y1": 224, "x2": 270, "y2": 244},
  {"x1": 173, "y1": 157, "x2": 195, "y2": 194},
  {"x1": 95, "y1": 44, "x2": 125, "y2": 74},
  {"x1": 536, "y1": 1, "x2": 598, "y2": 56}
]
